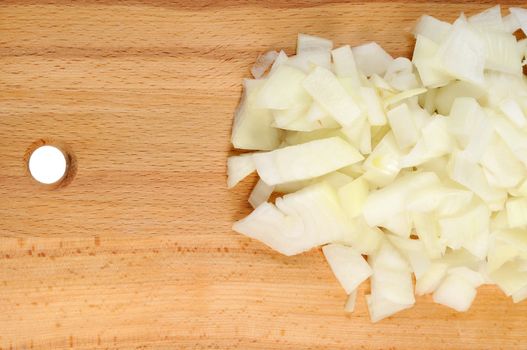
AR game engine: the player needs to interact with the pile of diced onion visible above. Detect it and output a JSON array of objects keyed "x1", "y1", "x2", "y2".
[{"x1": 227, "y1": 5, "x2": 527, "y2": 322}]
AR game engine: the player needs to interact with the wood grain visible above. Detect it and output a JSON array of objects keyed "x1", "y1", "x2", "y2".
[{"x1": 1, "y1": 1, "x2": 526, "y2": 349}]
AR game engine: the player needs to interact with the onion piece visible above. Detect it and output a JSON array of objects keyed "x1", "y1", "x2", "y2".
[
  {"x1": 344, "y1": 290, "x2": 358, "y2": 312},
  {"x1": 438, "y1": 202, "x2": 491, "y2": 259},
  {"x1": 490, "y1": 260, "x2": 527, "y2": 296},
  {"x1": 252, "y1": 137, "x2": 363, "y2": 186},
  {"x1": 437, "y1": 20, "x2": 486, "y2": 85},
  {"x1": 233, "y1": 182, "x2": 352, "y2": 256},
  {"x1": 468, "y1": 5, "x2": 503, "y2": 31},
  {"x1": 227, "y1": 154, "x2": 255, "y2": 188},
  {"x1": 505, "y1": 198, "x2": 527, "y2": 228},
  {"x1": 363, "y1": 171, "x2": 439, "y2": 227},
  {"x1": 248, "y1": 179, "x2": 274, "y2": 208},
  {"x1": 433, "y1": 273, "x2": 478, "y2": 312},
  {"x1": 297, "y1": 33, "x2": 333, "y2": 53},
  {"x1": 416, "y1": 263, "x2": 448, "y2": 295},
  {"x1": 413, "y1": 15, "x2": 451, "y2": 44},
  {"x1": 387, "y1": 234, "x2": 431, "y2": 278},
  {"x1": 499, "y1": 98, "x2": 527, "y2": 128},
  {"x1": 343, "y1": 216, "x2": 384, "y2": 255},
  {"x1": 510, "y1": 7, "x2": 527, "y2": 36},
  {"x1": 322, "y1": 243, "x2": 372, "y2": 294},
  {"x1": 256, "y1": 65, "x2": 308, "y2": 110},
  {"x1": 512, "y1": 284, "x2": 527, "y2": 303},
  {"x1": 303, "y1": 66, "x2": 362, "y2": 127},
  {"x1": 383, "y1": 88, "x2": 427, "y2": 107},
  {"x1": 337, "y1": 176, "x2": 369, "y2": 219},
  {"x1": 251, "y1": 50, "x2": 279, "y2": 79},
  {"x1": 413, "y1": 213, "x2": 445, "y2": 259},
  {"x1": 359, "y1": 87, "x2": 387, "y2": 126},
  {"x1": 412, "y1": 35, "x2": 452, "y2": 88},
  {"x1": 231, "y1": 79, "x2": 282, "y2": 151},
  {"x1": 386, "y1": 103, "x2": 419, "y2": 149},
  {"x1": 448, "y1": 151, "x2": 507, "y2": 211},
  {"x1": 332, "y1": 45, "x2": 361, "y2": 88},
  {"x1": 352, "y1": 42, "x2": 393, "y2": 77},
  {"x1": 362, "y1": 132, "x2": 403, "y2": 187}
]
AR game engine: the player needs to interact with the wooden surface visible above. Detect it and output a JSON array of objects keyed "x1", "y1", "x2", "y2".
[{"x1": 1, "y1": 1, "x2": 526, "y2": 349}]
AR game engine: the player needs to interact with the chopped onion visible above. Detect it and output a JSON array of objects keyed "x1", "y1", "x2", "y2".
[
  {"x1": 303, "y1": 66, "x2": 362, "y2": 127},
  {"x1": 352, "y1": 42, "x2": 393, "y2": 77},
  {"x1": 229, "y1": 5, "x2": 527, "y2": 322},
  {"x1": 322, "y1": 243, "x2": 372, "y2": 294},
  {"x1": 344, "y1": 289, "x2": 358, "y2": 312},
  {"x1": 252, "y1": 137, "x2": 363, "y2": 186},
  {"x1": 248, "y1": 179, "x2": 274, "y2": 208},
  {"x1": 227, "y1": 154, "x2": 255, "y2": 189}
]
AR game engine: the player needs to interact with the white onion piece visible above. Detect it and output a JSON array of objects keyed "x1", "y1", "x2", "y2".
[
  {"x1": 448, "y1": 151, "x2": 507, "y2": 211},
  {"x1": 435, "y1": 81, "x2": 486, "y2": 115},
  {"x1": 297, "y1": 33, "x2": 333, "y2": 54},
  {"x1": 487, "y1": 238, "x2": 518, "y2": 273},
  {"x1": 322, "y1": 244, "x2": 372, "y2": 294},
  {"x1": 344, "y1": 289, "x2": 358, "y2": 312},
  {"x1": 503, "y1": 13, "x2": 521, "y2": 33},
  {"x1": 510, "y1": 7, "x2": 527, "y2": 36},
  {"x1": 499, "y1": 98, "x2": 527, "y2": 128},
  {"x1": 341, "y1": 116, "x2": 371, "y2": 154},
  {"x1": 412, "y1": 35, "x2": 452, "y2": 88},
  {"x1": 480, "y1": 29, "x2": 522, "y2": 76},
  {"x1": 437, "y1": 20, "x2": 486, "y2": 85},
  {"x1": 383, "y1": 88, "x2": 427, "y2": 107},
  {"x1": 359, "y1": 87, "x2": 387, "y2": 126},
  {"x1": 252, "y1": 137, "x2": 363, "y2": 186},
  {"x1": 227, "y1": 154, "x2": 255, "y2": 188},
  {"x1": 363, "y1": 132, "x2": 403, "y2": 187},
  {"x1": 506, "y1": 198, "x2": 527, "y2": 228},
  {"x1": 401, "y1": 117, "x2": 454, "y2": 168},
  {"x1": 367, "y1": 241, "x2": 415, "y2": 322},
  {"x1": 438, "y1": 202, "x2": 490, "y2": 259},
  {"x1": 303, "y1": 66, "x2": 362, "y2": 127},
  {"x1": 231, "y1": 79, "x2": 282, "y2": 151},
  {"x1": 413, "y1": 213, "x2": 445, "y2": 259},
  {"x1": 416, "y1": 263, "x2": 448, "y2": 295},
  {"x1": 387, "y1": 103, "x2": 419, "y2": 149},
  {"x1": 288, "y1": 50, "x2": 332, "y2": 72},
  {"x1": 270, "y1": 50, "x2": 288, "y2": 73},
  {"x1": 248, "y1": 179, "x2": 274, "y2": 208},
  {"x1": 387, "y1": 234, "x2": 431, "y2": 278},
  {"x1": 251, "y1": 50, "x2": 279, "y2": 79},
  {"x1": 407, "y1": 185, "x2": 473, "y2": 216},
  {"x1": 352, "y1": 42, "x2": 393, "y2": 77},
  {"x1": 512, "y1": 284, "x2": 527, "y2": 303},
  {"x1": 490, "y1": 260, "x2": 527, "y2": 296},
  {"x1": 256, "y1": 65, "x2": 308, "y2": 109},
  {"x1": 332, "y1": 45, "x2": 361, "y2": 88},
  {"x1": 363, "y1": 171, "x2": 439, "y2": 227},
  {"x1": 306, "y1": 101, "x2": 330, "y2": 122},
  {"x1": 233, "y1": 182, "x2": 352, "y2": 256},
  {"x1": 344, "y1": 217, "x2": 384, "y2": 255},
  {"x1": 468, "y1": 5, "x2": 503, "y2": 31},
  {"x1": 480, "y1": 135, "x2": 525, "y2": 189},
  {"x1": 433, "y1": 273, "x2": 477, "y2": 312},
  {"x1": 337, "y1": 176, "x2": 369, "y2": 219},
  {"x1": 413, "y1": 15, "x2": 451, "y2": 44}
]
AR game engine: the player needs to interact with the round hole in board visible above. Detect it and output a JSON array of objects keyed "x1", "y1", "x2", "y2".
[
  {"x1": 25, "y1": 140, "x2": 77, "y2": 188},
  {"x1": 28, "y1": 145, "x2": 68, "y2": 184}
]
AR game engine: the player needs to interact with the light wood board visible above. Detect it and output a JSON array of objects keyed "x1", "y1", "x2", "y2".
[{"x1": 1, "y1": 1, "x2": 526, "y2": 349}]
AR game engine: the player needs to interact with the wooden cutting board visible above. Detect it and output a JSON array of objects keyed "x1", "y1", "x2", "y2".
[{"x1": 1, "y1": 1, "x2": 526, "y2": 349}]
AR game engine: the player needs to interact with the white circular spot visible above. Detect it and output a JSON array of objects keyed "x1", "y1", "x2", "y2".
[{"x1": 29, "y1": 145, "x2": 67, "y2": 184}]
